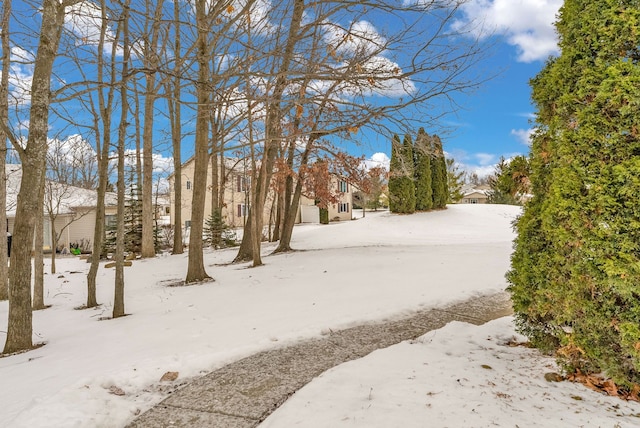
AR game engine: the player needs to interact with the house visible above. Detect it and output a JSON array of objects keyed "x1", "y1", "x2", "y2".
[
  {"x1": 168, "y1": 156, "x2": 261, "y2": 230},
  {"x1": 460, "y1": 185, "x2": 490, "y2": 204},
  {"x1": 297, "y1": 177, "x2": 354, "y2": 223},
  {"x1": 168, "y1": 156, "x2": 354, "y2": 231},
  {"x1": 5, "y1": 164, "x2": 118, "y2": 252}
]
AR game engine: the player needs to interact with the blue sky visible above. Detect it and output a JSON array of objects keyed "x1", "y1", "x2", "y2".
[
  {"x1": 359, "y1": 0, "x2": 563, "y2": 177},
  {"x1": 2, "y1": 0, "x2": 563, "y2": 180}
]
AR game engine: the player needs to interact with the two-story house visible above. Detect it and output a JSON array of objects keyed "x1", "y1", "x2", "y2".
[{"x1": 168, "y1": 156, "x2": 354, "y2": 231}]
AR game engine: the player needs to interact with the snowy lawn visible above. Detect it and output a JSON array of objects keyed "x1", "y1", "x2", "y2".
[{"x1": 2, "y1": 204, "x2": 636, "y2": 427}]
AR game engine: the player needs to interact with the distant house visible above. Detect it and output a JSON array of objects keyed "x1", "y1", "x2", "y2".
[
  {"x1": 5, "y1": 164, "x2": 117, "y2": 252},
  {"x1": 168, "y1": 156, "x2": 354, "y2": 231},
  {"x1": 460, "y1": 185, "x2": 490, "y2": 204},
  {"x1": 153, "y1": 194, "x2": 171, "y2": 227},
  {"x1": 297, "y1": 177, "x2": 355, "y2": 223},
  {"x1": 168, "y1": 156, "x2": 260, "y2": 230}
]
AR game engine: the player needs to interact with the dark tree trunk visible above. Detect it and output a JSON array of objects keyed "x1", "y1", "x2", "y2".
[
  {"x1": 185, "y1": 0, "x2": 212, "y2": 283},
  {"x1": 0, "y1": 0, "x2": 11, "y2": 301},
  {"x1": 4, "y1": 0, "x2": 67, "y2": 354}
]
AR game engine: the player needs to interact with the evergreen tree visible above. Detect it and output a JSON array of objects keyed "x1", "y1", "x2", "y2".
[
  {"x1": 205, "y1": 209, "x2": 237, "y2": 249},
  {"x1": 446, "y1": 158, "x2": 465, "y2": 203},
  {"x1": 388, "y1": 134, "x2": 416, "y2": 213},
  {"x1": 123, "y1": 180, "x2": 143, "y2": 254},
  {"x1": 414, "y1": 128, "x2": 433, "y2": 211},
  {"x1": 430, "y1": 135, "x2": 448, "y2": 209},
  {"x1": 508, "y1": 0, "x2": 640, "y2": 387},
  {"x1": 487, "y1": 156, "x2": 530, "y2": 205}
]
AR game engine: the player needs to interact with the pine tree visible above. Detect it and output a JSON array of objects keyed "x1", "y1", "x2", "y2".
[
  {"x1": 430, "y1": 135, "x2": 448, "y2": 209},
  {"x1": 123, "y1": 178, "x2": 142, "y2": 254},
  {"x1": 402, "y1": 134, "x2": 416, "y2": 212},
  {"x1": 487, "y1": 156, "x2": 530, "y2": 205},
  {"x1": 388, "y1": 134, "x2": 416, "y2": 213},
  {"x1": 508, "y1": 0, "x2": 640, "y2": 387},
  {"x1": 414, "y1": 128, "x2": 433, "y2": 211},
  {"x1": 205, "y1": 209, "x2": 237, "y2": 249},
  {"x1": 446, "y1": 158, "x2": 465, "y2": 203}
]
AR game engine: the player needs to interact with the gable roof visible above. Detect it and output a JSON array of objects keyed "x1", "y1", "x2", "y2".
[{"x1": 5, "y1": 164, "x2": 117, "y2": 217}]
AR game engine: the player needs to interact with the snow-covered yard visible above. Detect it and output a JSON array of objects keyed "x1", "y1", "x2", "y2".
[{"x1": 1, "y1": 204, "x2": 638, "y2": 427}]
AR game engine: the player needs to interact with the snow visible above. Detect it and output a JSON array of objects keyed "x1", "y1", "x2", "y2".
[
  {"x1": 1, "y1": 204, "x2": 638, "y2": 427},
  {"x1": 261, "y1": 318, "x2": 640, "y2": 427}
]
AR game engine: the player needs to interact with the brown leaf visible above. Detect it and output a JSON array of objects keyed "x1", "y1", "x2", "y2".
[
  {"x1": 160, "y1": 371, "x2": 179, "y2": 382},
  {"x1": 108, "y1": 385, "x2": 125, "y2": 396}
]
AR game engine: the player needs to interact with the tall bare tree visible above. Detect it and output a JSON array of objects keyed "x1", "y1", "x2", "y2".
[
  {"x1": 113, "y1": 0, "x2": 132, "y2": 319},
  {"x1": 185, "y1": 0, "x2": 214, "y2": 283},
  {"x1": 139, "y1": 0, "x2": 166, "y2": 258},
  {"x1": 3, "y1": 0, "x2": 76, "y2": 355},
  {"x1": 166, "y1": 0, "x2": 184, "y2": 255},
  {"x1": 234, "y1": 0, "x2": 306, "y2": 266},
  {"x1": 0, "y1": 0, "x2": 11, "y2": 302},
  {"x1": 80, "y1": 0, "x2": 124, "y2": 308}
]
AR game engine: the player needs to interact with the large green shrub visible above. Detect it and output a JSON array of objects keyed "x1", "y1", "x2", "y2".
[
  {"x1": 414, "y1": 128, "x2": 433, "y2": 211},
  {"x1": 508, "y1": 0, "x2": 640, "y2": 387},
  {"x1": 388, "y1": 134, "x2": 416, "y2": 213},
  {"x1": 430, "y1": 135, "x2": 447, "y2": 209}
]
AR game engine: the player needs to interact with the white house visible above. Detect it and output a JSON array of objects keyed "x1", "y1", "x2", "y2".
[{"x1": 5, "y1": 164, "x2": 117, "y2": 252}]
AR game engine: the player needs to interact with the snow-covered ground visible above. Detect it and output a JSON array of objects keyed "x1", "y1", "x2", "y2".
[{"x1": 1, "y1": 204, "x2": 638, "y2": 427}]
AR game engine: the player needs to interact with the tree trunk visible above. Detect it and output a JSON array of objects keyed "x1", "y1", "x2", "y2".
[
  {"x1": 113, "y1": 0, "x2": 131, "y2": 319},
  {"x1": 274, "y1": 139, "x2": 313, "y2": 253},
  {"x1": 141, "y1": 0, "x2": 164, "y2": 259},
  {"x1": 4, "y1": 0, "x2": 67, "y2": 355},
  {"x1": 33, "y1": 196, "x2": 46, "y2": 310},
  {"x1": 185, "y1": 0, "x2": 212, "y2": 283},
  {"x1": 168, "y1": 0, "x2": 183, "y2": 255},
  {"x1": 140, "y1": 72, "x2": 156, "y2": 257},
  {"x1": 0, "y1": 0, "x2": 11, "y2": 301},
  {"x1": 234, "y1": 0, "x2": 305, "y2": 265},
  {"x1": 86, "y1": 0, "x2": 117, "y2": 308},
  {"x1": 169, "y1": 93, "x2": 183, "y2": 254}
]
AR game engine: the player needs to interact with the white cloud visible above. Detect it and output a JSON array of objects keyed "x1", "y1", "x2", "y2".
[
  {"x1": 447, "y1": 149, "x2": 525, "y2": 180},
  {"x1": 362, "y1": 152, "x2": 390, "y2": 171},
  {"x1": 64, "y1": 1, "x2": 123, "y2": 56},
  {"x1": 475, "y1": 152, "x2": 496, "y2": 166},
  {"x1": 323, "y1": 20, "x2": 387, "y2": 58},
  {"x1": 511, "y1": 128, "x2": 534, "y2": 146},
  {"x1": 109, "y1": 150, "x2": 174, "y2": 175},
  {"x1": 1, "y1": 46, "x2": 35, "y2": 106},
  {"x1": 452, "y1": 0, "x2": 562, "y2": 62}
]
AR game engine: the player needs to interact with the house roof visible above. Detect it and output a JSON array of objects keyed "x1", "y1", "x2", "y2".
[
  {"x1": 5, "y1": 164, "x2": 117, "y2": 218},
  {"x1": 461, "y1": 185, "x2": 490, "y2": 198}
]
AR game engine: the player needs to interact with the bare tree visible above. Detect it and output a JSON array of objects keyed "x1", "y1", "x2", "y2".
[
  {"x1": 166, "y1": 0, "x2": 184, "y2": 255},
  {"x1": 185, "y1": 0, "x2": 214, "y2": 283},
  {"x1": 184, "y1": 0, "x2": 252, "y2": 282},
  {"x1": 78, "y1": 0, "x2": 123, "y2": 309},
  {"x1": 0, "y1": 0, "x2": 11, "y2": 302},
  {"x1": 234, "y1": 0, "x2": 306, "y2": 266},
  {"x1": 32, "y1": 173, "x2": 46, "y2": 311},
  {"x1": 238, "y1": 0, "x2": 487, "y2": 260},
  {"x1": 113, "y1": 0, "x2": 132, "y2": 319},
  {"x1": 3, "y1": 0, "x2": 77, "y2": 355},
  {"x1": 138, "y1": 0, "x2": 166, "y2": 258}
]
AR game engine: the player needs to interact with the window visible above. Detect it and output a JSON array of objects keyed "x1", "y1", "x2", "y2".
[
  {"x1": 186, "y1": 181, "x2": 192, "y2": 190},
  {"x1": 468, "y1": 198, "x2": 478, "y2": 204},
  {"x1": 185, "y1": 220, "x2": 191, "y2": 228},
  {"x1": 338, "y1": 180, "x2": 348, "y2": 193},
  {"x1": 165, "y1": 206, "x2": 170, "y2": 215},
  {"x1": 236, "y1": 175, "x2": 249, "y2": 192},
  {"x1": 237, "y1": 204, "x2": 249, "y2": 217},
  {"x1": 338, "y1": 202, "x2": 349, "y2": 213},
  {"x1": 105, "y1": 214, "x2": 117, "y2": 228}
]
